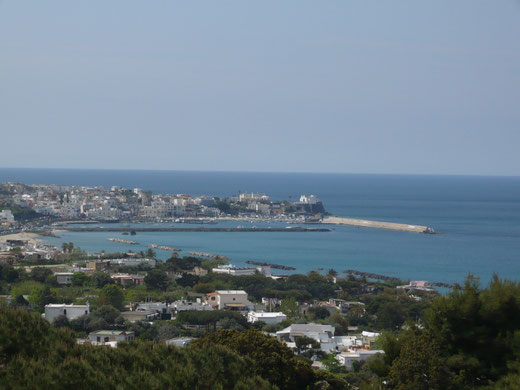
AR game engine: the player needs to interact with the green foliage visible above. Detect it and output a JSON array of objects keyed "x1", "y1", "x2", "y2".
[
  {"x1": 144, "y1": 269, "x2": 169, "y2": 290},
  {"x1": 378, "y1": 275, "x2": 520, "y2": 389},
  {"x1": 279, "y1": 297, "x2": 299, "y2": 318},
  {"x1": 177, "y1": 310, "x2": 248, "y2": 330},
  {"x1": 321, "y1": 353, "x2": 342, "y2": 373},
  {"x1": 98, "y1": 284, "x2": 124, "y2": 310},
  {"x1": 388, "y1": 330, "x2": 452, "y2": 390},
  {"x1": 191, "y1": 328, "x2": 316, "y2": 390},
  {"x1": 0, "y1": 306, "x2": 311, "y2": 389},
  {"x1": 72, "y1": 272, "x2": 90, "y2": 287},
  {"x1": 28, "y1": 267, "x2": 53, "y2": 283},
  {"x1": 90, "y1": 271, "x2": 114, "y2": 288},
  {"x1": 0, "y1": 263, "x2": 20, "y2": 283},
  {"x1": 29, "y1": 286, "x2": 57, "y2": 312}
]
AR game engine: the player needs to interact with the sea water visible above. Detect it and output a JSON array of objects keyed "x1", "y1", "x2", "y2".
[{"x1": 1, "y1": 168, "x2": 519, "y2": 286}]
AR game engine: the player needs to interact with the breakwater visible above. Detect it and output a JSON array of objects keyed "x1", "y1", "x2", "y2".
[
  {"x1": 57, "y1": 227, "x2": 331, "y2": 233},
  {"x1": 107, "y1": 238, "x2": 139, "y2": 245},
  {"x1": 322, "y1": 216, "x2": 436, "y2": 234},
  {"x1": 343, "y1": 269, "x2": 454, "y2": 289},
  {"x1": 148, "y1": 244, "x2": 182, "y2": 252},
  {"x1": 188, "y1": 251, "x2": 230, "y2": 260}
]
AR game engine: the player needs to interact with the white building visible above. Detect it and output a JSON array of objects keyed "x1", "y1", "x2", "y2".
[
  {"x1": 88, "y1": 330, "x2": 135, "y2": 345},
  {"x1": 299, "y1": 195, "x2": 320, "y2": 205},
  {"x1": 212, "y1": 264, "x2": 272, "y2": 277},
  {"x1": 173, "y1": 300, "x2": 213, "y2": 313},
  {"x1": 239, "y1": 193, "x2": 270, "y2": 202},
  {"x1": 105, "y1": 258, "x2": 156, "y2": 267},
  {"x1": 276, "y1": 323, "x2": 336, "y2": 352},
  {"x1": 44, "y1": 303, "x2": 90, "y2": 323},
  {"x1": 206, "y1": 290, "x2": 254, "y2": 311},
  {"x1": 247, "y1": 311, "x2": 287, "y2": 324},
  {"x1": 212, "y1": 265, "x2": 257, "y2": 276}
]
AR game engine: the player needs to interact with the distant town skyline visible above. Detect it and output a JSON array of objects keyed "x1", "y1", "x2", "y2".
[{"x1": 1, "y1": 1, "x2": 519, "y2": 176}]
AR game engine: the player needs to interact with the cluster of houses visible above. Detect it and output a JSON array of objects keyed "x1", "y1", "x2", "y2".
[
  {"x1": 1, "y1": 181, "x2": 326, "y2": 223},
  {"x1": 0, "y1": 238, "x2": 61, "y2": 265},
  {"x1": 42, "y1": 288, "x2": 383, "y2": 370}
]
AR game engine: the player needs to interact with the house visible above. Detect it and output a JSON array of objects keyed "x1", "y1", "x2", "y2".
[
  {"x1": 212, "y1": 264, "x2": 272, "y2": 277},
  {"x1": 121, "y1": 310, "x2": 159, "y2": 322},
  {"x1": 55, "y1": 272, "x2": 74, "y2": 285},
  {"x1": 88, "y1": 330, "x2": 135, "y2": 344},
  {"x1": 247, "y1": 311, "x2": 287, "y2": 324},
  {"x1": 44, "y1": 303, "x2": 90, "y2": 323},
  {"x1": 212, "y1": 265, "x2": 257, "y2": 276},
  {"x1": 276, "y1": 323, "x2": 336, "y2": 352},
  {"x1": 206, "y1": 290, "x2": 254, "y2": 311},
  {"x1": 361, "y1": 331, "x2": 381, "y2": 348},
  {"x1": 336, "y1": 350, "x2": 385, "y2": 370},
  {"x1": 133, "y1": 302, "x2": 174, "y2": 319},
  {"x1": 397, "y1": 280, "x2": 435, "y2": 293},
  {"x1": 173, "y1": 300, "x2": 213, "y2": 313},
  {"x1": 111, "y1": 273, "x2": 145, "y2": 286}
]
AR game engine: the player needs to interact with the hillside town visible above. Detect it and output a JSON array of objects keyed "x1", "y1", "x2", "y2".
[{"x1": 0, "y1": 182, "x2": 326, "y2": 229}]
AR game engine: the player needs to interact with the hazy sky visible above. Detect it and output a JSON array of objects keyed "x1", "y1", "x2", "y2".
[{"x1": 1, "y1": 1, "x2": 519, "y2": 175}]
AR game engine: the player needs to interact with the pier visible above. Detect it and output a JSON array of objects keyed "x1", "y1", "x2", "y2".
[{"x1": 322, "y1": 217, "x2": 435, "y2": 234}]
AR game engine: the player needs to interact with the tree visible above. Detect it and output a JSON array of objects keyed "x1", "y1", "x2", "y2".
[
  {"x1": 90, "y1": 272, "x2": 114, "y2": 288},
  {"x1": 72, "y1": 272, "x2": 90, "y2": 287},
  {"x1": 52, "y1": 315, "x2": 70, "y2": 328},
  {"x1": 295, "y1": 336, "x2": 320, "y2": 354},
  {"x1": 145, "y1": 248, "x2": 156, "y2": 258},
  {"x1": 29, "y1": 286, "x2": 57, "y2": 312},
  {"x1": 191, "y1": 328, "x2": 317, "y2": 390},
  {"x1": 321, "y1": 353, "x2": 342, "y2": 373},
  {"x1": 388, "y1": 331, "x2": 452, "y2": 390},
  {"x1": 93, "y1": 305, "x2": 122, "y2": 324},
  {"x1": 98, "y1": 284, "x2": 124, "y2": 310},
  {"x1": 29, "y1": 267, "x2": 53, "y2": 283},
  {"x1": 279, "y1": 296, "x2": 299, "y2": 318},
  {"x1": 376, "y1": 301, "x2": 407, "y2": 330},
  {"x1": 144, "y1": 269, "x2": 169, "y2": 290}
]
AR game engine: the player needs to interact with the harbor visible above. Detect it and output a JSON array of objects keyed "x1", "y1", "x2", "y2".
[
  {"x1": 322, "y1": 216, "x2": 436, "y2": 234},
  {"x1": 57, "y1": 227, "x2": 331, "y2": 233}
]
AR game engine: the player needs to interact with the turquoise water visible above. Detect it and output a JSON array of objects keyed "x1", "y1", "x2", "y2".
[{"x1": 2, "y1": 168, "x2": 520, "y2": 286}]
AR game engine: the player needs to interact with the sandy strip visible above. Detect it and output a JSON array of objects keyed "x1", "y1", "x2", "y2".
[{"x1": 0, "y1": 232, "x2": 43, "y2": 244}]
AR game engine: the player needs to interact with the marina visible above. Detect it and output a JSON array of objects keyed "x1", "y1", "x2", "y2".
[{"x1": 57, "y1": 227, "x2": 331, "y2": 233}]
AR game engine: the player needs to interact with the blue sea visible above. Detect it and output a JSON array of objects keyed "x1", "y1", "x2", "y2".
[{"x1": 1, "y1": 168, "x2": 520, "y2": 287}]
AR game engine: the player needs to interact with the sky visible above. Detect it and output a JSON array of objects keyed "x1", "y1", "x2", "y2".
[{"x1": 1, "y1": 1, "x2": 519, "y2": 175}]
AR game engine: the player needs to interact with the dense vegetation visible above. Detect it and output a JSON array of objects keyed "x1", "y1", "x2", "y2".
[{"x1": 0, "y1": 306, "x2": 347, "y2": 390}]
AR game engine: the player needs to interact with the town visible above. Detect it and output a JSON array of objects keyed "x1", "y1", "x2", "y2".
[{"x1": 0, "y1": 182, "x2": 327, "y2": 230}]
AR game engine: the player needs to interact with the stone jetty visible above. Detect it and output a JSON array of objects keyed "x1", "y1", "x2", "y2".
[{"x1": 322, "y1": 216, "x2": 436, "y2": 234}]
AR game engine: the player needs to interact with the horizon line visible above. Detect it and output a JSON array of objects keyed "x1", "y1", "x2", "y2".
[{"x1": 0, "y1": 166, "x2": 519, "y2": 179}]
